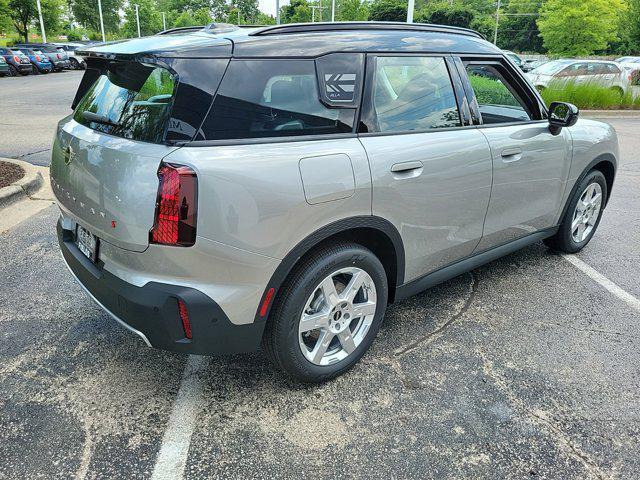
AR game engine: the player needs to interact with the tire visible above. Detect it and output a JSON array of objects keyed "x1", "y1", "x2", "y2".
[
  {"x1": 32, "y1": 65, "x2": 41, "y2": 75},
  {"x1": 70, "y1": 58, "x2": 79, "y2": 69},
  {"x1": 8, "y1": 64, "x2": 17, "y2": 76},
  {"x1": 544, "y1": 169, "x2": 607, "y2": 253},
  {"x1": 610, "y1": 86, "x2": 624, "y2": 97},
  {"x1": 263, "y1": 242, "x2": 388, "y2": 383}
]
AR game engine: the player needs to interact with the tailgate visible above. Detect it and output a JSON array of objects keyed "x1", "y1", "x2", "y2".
[{"x1": 51, "y1": 119, "x2": 179, "y2": 252}]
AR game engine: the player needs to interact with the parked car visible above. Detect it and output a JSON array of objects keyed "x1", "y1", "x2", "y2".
[
  {"x1": 0, "y1": 47, "x2": 32, "y2": 75},
  {"x1": 52, "y1": 43, "x2": 87, "y2": 70},
  {"x1": 15, "y1": 48, "x2": 53, "y2": 74},
  {"x1": 616, "y1": 56, "x2": 640, "y2": 85},
  {"x1": 521, "y1": 59, "x2": 547, "y2": 73},
  {"x1": 503, "y1": 50, "x2": 524, "y2": 69},
  {"x1": 51, "y1": 23, "x2": 618, "y2": 382},
  {"x1": 527, "y1": 59, "x2": 631, "y2": 93},
  {"x1": 0, "y1": 55, "x2": 9, "y2": 77},
  {"x1": 14, "y1": 43, "x2": 70, "y2": 71}
]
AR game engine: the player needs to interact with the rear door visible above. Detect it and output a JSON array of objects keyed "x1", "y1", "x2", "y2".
[
  {"x1": 358, "y1": 55, "x2": 493, "y2": 282},
  {"x1": 459, "y1": 57, "x2": 572, "y2": 251}
]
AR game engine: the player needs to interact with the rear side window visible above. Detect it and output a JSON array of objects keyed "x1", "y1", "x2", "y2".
[
  {"x1": 73, "y1": 62, "x2": 175, "y2": 144},
  {"x1": 366, "y1": 56, "x2": 461, "y2": 133},
  {"x1": 199, "y1": 59, "x2": 357, "y2": 141}
]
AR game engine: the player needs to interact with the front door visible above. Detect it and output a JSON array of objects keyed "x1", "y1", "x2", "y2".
[{"x1": 460, "y1": 59, "x2": 572, "y2": 251}]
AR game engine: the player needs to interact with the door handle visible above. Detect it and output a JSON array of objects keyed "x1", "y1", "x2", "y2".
[
  {"x1": 501, "y1": 148, "x2": 523, "y2": 162},
  {"x1": 391, "y1": 161, "x2": 423, "y2": 173}
]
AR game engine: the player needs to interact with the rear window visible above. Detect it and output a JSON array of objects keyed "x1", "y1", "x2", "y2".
[
  {"x1": 199, "y1": 59, "x2": 358, "y2": 141},
  {"x1": 73, "y1": 62, "x2": 175, "y2": 144}
]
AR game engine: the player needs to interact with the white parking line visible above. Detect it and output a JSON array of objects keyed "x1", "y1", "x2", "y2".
[
  {"x1": 562, "y1": 254, "x2": 640, "y2": 312},
  {"x1": 151, "y1": 355, "x2": 209, "y2": 480}
]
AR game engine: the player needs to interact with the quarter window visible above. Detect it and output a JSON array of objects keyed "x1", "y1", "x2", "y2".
[
  {"x1": 465, "y1": 64, "x2": 532, "y2": 124},
  {"x1": 368, "y1": 56, "x2": 461, "y2": 133},
  {"x1": 200, "y1": 59, "x2": 356, "y2": 141}
]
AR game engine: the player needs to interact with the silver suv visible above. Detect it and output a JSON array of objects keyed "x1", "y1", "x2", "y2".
[{"x1": 51, "y1": 22, "x2": 618, "y2": 382}]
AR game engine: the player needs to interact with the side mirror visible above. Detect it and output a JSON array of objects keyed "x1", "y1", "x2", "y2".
[{"x1": 548, "y1": 101, "x2": 579, "y2": 135}]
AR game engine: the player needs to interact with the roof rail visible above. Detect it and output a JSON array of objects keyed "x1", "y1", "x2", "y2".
[
  {"x1": 250, "y1": 21, "x2": 485, "y2": 40},
  {"x1": 157, "y1": 26, "x2": 205, "y2": 35}
]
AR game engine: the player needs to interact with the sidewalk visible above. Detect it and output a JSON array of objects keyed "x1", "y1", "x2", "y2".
[{"x1": 0, "y1": 157, "x2": 55, "y2": 234}]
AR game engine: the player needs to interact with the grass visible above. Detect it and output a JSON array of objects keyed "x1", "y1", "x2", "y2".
[{"x1": 539, "y1": 80, "x2": 640, "y2": 110}]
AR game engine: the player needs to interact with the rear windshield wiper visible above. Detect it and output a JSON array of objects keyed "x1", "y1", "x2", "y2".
[{"x1": 82, "y1": 111, "x2": 120, "y2": 128}]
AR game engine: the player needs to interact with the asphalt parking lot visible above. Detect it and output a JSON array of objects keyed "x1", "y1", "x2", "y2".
[{"x1": 1, "y1": 73, "x2": 640, "y2": 479}]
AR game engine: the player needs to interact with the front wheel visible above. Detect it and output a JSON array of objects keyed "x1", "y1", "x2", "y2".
[
  {"x1": 544, "y1": 170, "x2": 607, "y2": 253},
  {"x1": 263, "y1": 242, "x2": 388, "y2": 383},
  {"x1": 8, "y1": 64, "x2": 17, "y2": 76}
]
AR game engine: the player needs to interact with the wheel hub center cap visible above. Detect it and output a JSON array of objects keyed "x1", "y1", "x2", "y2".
[{"x1": 330, "y1": 303, "x2": 352, "y2": 332}]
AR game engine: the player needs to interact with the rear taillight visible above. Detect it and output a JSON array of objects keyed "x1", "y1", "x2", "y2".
[
  {"x1": 35, "y1": 55, "x2": 41, "y2": 61},
  {"x1": 177, "y1": 299, "x2": 192, "y2": 339},
  {"x1": 13, "y1": 56, "x2": 19, "y2": 63},
  {"x1": 150, "y1": 163, "x2": 197, "y2": 247},
  {"x1": 57, "y1": 53, "x2": 61, "y2": 59}
]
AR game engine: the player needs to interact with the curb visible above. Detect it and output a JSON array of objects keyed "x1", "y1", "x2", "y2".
[
  {"x1": 582, "y1": 110, "x2": 640, "y2": 118},
  {"x1": 0, "y1": 158, "x2": 44, "y2": 209}
]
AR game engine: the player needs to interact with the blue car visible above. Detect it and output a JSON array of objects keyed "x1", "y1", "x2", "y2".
[{"x1": 16, "y1": 48, "x2": 53, "y2": 74}]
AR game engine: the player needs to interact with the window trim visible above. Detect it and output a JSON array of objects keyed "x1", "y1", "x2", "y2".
[{"x1": 357, "y1": 53, "x2": 466, "y2": 135}]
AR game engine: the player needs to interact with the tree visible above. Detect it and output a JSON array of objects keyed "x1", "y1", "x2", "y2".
[
  {"x1": 497, "y1": 0, "x2": 544, "y2": 52},
  {"x1": 8, "y1": 0, "x2": 36, "y2": 41},
  {"x1": 368, "y1": 0, "x2": 405, "y2": 22},
  {"x1": 72, "y1": 0, "x2": 122, "y2": 33},
  {"x1": 0, "y1": 0, "x2": 12, "y2": 35},
  {"x1": 121, "y1": 0, "x2": 163, "y2": 37},
  {"x1": 416, "y1": 5, "x2": 474, "y2": 29},
  {"x1": 280, "y1": 0, "x2": 311, "y2": 23},
  {"x1": 336, "y1": 0, "x2": 368, "y2": 21},
  {"x1": 537, "y1": 0, "x2": 627, "y2": 55}
]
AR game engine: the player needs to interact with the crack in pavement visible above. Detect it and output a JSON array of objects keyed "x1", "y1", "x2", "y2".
[
  {"x1": 476, "y1": 349, "x2": 608, "y2": 480},
  {"x1": 393, "y1": 272, "x2": 479, "y2": 358},
  {"x1": 11, "y1": 148, "x2": 51, "y2": 159}
]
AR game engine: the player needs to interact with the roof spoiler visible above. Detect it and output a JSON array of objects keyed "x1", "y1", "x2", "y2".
[{"x1": 250, "y1": 21, "x2": 485, "y2": 40}]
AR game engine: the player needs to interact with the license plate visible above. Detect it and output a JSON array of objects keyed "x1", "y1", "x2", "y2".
[{"x1": 75, "y1": 225, "x2": 99, "y2": 263}]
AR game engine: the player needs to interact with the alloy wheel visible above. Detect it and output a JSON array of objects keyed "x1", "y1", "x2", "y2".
[
  {"x1": 298, "y1": 267, "x2": 377, "y2": 366},
  {"x1": 571, "y1": 182, "x2": 603, "y2": 243}
]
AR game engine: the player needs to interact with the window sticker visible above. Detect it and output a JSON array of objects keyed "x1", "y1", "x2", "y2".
[{"x1": 324, "y1": 73, "x2": 356, "y2": 102}]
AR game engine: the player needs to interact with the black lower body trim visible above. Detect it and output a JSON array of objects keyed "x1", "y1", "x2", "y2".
[
  {"x1": 395, "y1": 227, "x2": 558, "y2": 301},
  {"x1": 58, "y1": 221, "x2": 265, "y2": 355}
]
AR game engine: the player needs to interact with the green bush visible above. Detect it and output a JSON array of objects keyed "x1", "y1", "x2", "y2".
[
  {"x1": 369, "y1": 0, "x2": 406, "y2": 22},
  {"x1": 540, "y1": 81, "x2": 640, "y2": 110},
  {"x1": 66, "y1": 29, "x2": 87, "y2": 41}
]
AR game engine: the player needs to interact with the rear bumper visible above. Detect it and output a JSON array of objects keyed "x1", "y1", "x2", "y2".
[
  {"x1": 52, "y1": 60, "x2": 69, "y2": 70},
  {"x1": 16, "y1": 64, "x2": 32, "y2": 73},
  {"x1": 58, "y1": 220, "x2": 266, "y2": 355}
]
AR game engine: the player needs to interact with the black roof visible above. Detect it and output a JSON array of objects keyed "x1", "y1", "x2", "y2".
[{"x1": 79, "y1": 22, "x2": 501, "y2": 60}]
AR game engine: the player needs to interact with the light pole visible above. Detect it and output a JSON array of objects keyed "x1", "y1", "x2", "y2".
[
  {"x1": 331, "y1": 0, "x2": 335, "y2": 21},
  {"x1": 97, "y1": 0, "x2": 106, "y2": 42},
  {"x1": 162, "y1": 12, "x2": 166, "y2": 31},
  {"x1": 134, "y1": 3, "x2": 141, "y2": 37},
  {"x1": 276, "y1": 0, "x2": 280, "y2": 24},
  {"x1": 35, "y1": 0, "x2": 47, "y2": 42},
  {"x1": 407, "y1": 0, "x2": 414, "y2": 23},
  {"x1": 493, "y1": 0, "x2": 501, "y2": 45}
]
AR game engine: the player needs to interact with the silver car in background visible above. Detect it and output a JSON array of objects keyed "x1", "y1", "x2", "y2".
[
  {"x1": 527, "y1": 59, "x2": 632, "y2": 93},
  {"x1": 51, "y1": 22, "x2": 618, "y2": 383}
]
